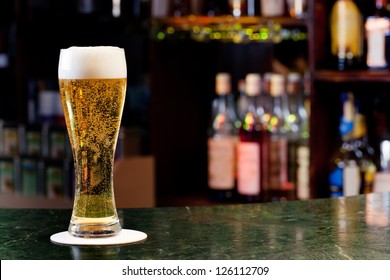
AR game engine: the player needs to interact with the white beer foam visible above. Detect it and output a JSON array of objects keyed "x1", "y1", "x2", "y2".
[{"x1": 58, "y1": 46, "x2": 127, "y2": 79}]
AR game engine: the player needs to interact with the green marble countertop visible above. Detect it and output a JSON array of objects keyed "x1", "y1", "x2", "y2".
[{"x1": 1, "y1": 192, "x2": 390, "y2": 260}]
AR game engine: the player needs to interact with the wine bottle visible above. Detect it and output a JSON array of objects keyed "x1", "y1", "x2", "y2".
[
  {"x1": 285, "y1": 73, "x2": 310, "y2": 200},
  {"x1": 329, "y1": 92, "x2": 360, "y2": 197},
  {"x1": 330, "y1": 0, "x2": 364, "y2": 70},
  {"x1": 266, "y1": 74, "x2": 294, "y2": 201},
  {"x1": 207, "y1": 73, "x2": 239, "y2": 202},
  {"x1": 353, "y1": 100, "x2": 377, "y2": 194},
  {"x1": 237, "y1": 73, "x2": 264, "y2": 202}
]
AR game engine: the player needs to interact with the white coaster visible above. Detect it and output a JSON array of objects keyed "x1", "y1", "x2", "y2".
[{"x1": 50, "y1": 229, "x2": 147, "y2": 246}]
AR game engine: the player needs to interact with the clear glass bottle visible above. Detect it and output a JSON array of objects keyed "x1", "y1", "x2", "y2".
[
  {"x1": 353, "y1": 100, "x2": 377, "y2": 194},
  {"x1": 328, "y1": 92, "x2": 360, "y2": 197},
  {"x1": 265, "y1": 73, "x2": 294, "y2": 201},
  {"x1": 330, "y1": 0, "x2": 364, "y2": 70},
  {"x1": 237, "y1": 73, "x2": 264, "y2": 202},
  {"x1": 286, "y1": 73, "x2": 310, "y2": 200},
  {"x1": 372, "y1": 91, "x2": 390, "y2": 192},
  {"x1": 207, "y1": 73, "x2": 239, "y2": 202},
  {"x1": 296, "y1": 75, "x2": 310, "y2": 200}
]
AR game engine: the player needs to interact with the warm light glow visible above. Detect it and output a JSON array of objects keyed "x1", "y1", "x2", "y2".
[{"x1": 167, "y1": 27, "x2": 175, "y2": 34}]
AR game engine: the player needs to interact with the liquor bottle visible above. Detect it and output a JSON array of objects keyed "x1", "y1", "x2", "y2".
[
  {"x1": 372, "y1": 91, "x2": 390, "y2": 193},
  {"x1": 353, "y1": 100, "x2": 377, "y2": 194},
  {"x1": 286, "y1": 73, "x2": 302, "y2": 138},
  {"x1": 237, "y1": 73, "x2": 265, "y2": 202},
  {"x1": 266, "y1": 74, "x2": 294, "y2": 201},
  {"x1": 330, "y1": 0, "x2": 364, "y2": 70},
  {"x1": 365, "y1": 0, "x2": 390, "y2": 69},
  {"x1": 286, "y1": 73, "x2": 310, "y2": 200},
  {"x1": 379, "y1": 131, "x2": 390, "y2": 172},
  {"x1": 207, "y1": 73, "x2": 239, "y2": 202},
  {"x1": 329, "y1": 92, "x2": 360, "y2": 197},
  {"x1": 297, "y1": 75, "x2": 310, "y2": 200}
]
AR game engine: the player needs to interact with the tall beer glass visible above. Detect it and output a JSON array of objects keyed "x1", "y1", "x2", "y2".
[{"x1": 58, "y1": 46, "x2": 126, "y2": 238}]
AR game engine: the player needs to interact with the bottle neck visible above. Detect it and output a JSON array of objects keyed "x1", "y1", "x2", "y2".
[
  {"x1": 211, "y1": 93, "x2": 239, "y2": 134},
  {"x1": 242, "y1": 95, "x2": 263, "y2": 131},
  {"x1": 246, "y1": 95, "x2": 258, "y2": 114},
  {"x1": 269, "y1": 95, "x2": 287, "y2": 133}
]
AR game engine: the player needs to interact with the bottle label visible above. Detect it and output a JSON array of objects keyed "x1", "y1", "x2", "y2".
[
  {"x1": 329, "y1": 167, "x2": 343, "y2": 197},
  {"x1": 26, "y1": 131, "x2": 41, "y2": 156},
  {"x1": 0, "y1": 160, "x2": 14, "y2": 193},
  {"x1": 268, "y1": 138, "x2": 290, "y2": 190},
  {"x1": 237, "y1": 142, "x2": 260, "y2": 195},
  {"x1": 261, "y1": 0, "x2": 284, "y2": 17},
  {"x1": 3, "y1": 128, "x2": 19, "y2": 156},
  {"x1": 297, "y1": 145, "x2": 310, "y2": 199},
  {"x1": 208, "y1": 138, "x2": 236, "y2": 190},
  {"x1": 329, "y1": 160, "x2": 361, "y2": 197},
  {"x1": 21, "y1": 159, "x2": 38, "y2": 196},
  {"x1": 343, "y1": 160, "x2": 361, "y2": 196},
  {"x1": 339, "y1": 117, "x2": 353, "y2": 138}
]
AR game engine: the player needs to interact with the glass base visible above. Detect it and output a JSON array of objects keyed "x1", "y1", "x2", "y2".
[
  {"x1": 51, "y1": 229, "x2": 147, "y2": 246},
  {"x1": 68, "y1": 220, "x2": 122, "y2": 238}
]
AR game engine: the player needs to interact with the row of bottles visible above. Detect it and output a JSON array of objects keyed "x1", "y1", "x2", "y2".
[
  {"x1": 0, "y1": 120, "x2": 73, "y2": 198},
  {"x1": 207, "y1": 71, "x2": 310, "y2": 203},
  {"x1": 330, "y1": 0, "x2": 390, "y2": 70},
  {"x1": 152, "y1": 0, "x2": 307, "y2": 19},
  {"x1": 0, "y1": 119, "x2": 128, "y2": 199}
]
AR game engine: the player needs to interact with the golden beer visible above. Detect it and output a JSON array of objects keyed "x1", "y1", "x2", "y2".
[{"x1": 58, "y1": 47, "x2": 127, "y2": 238}]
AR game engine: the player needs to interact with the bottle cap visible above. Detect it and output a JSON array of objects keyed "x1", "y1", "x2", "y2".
[
  {"x1": 270, "y1": 74, "x2": 285, "y2": 97},
  {"x1": 245, "y1": 73, "x2": 261, "y2": 96},
  {"x1": 215, "y1": 73, "x2": 231, "y2": 95}
]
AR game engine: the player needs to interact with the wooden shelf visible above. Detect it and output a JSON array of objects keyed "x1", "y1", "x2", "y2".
[
  {"x1": 315, "y1": 70, "x2": 390, "y2": 83},
  {"x1": 152, "y1": 15, "x2": 307, "y2": 28}
]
